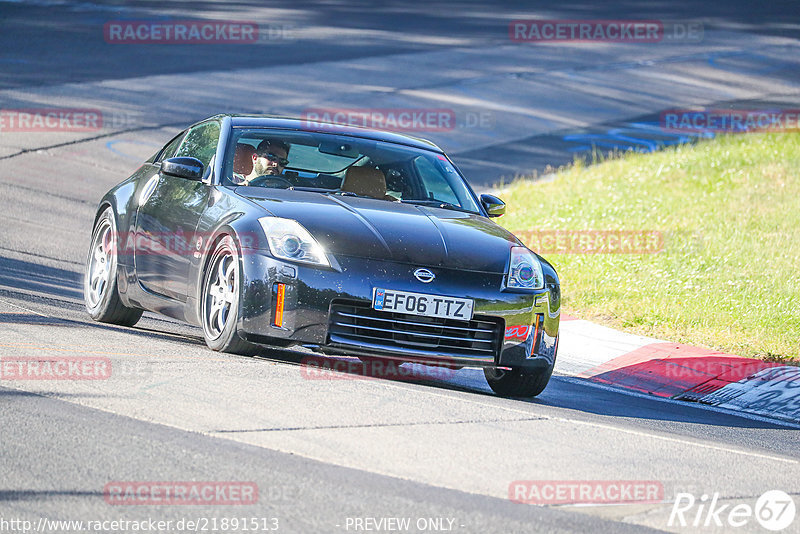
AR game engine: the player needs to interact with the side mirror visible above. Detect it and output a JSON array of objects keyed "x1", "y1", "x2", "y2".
[
  {"x1": 161, "y1": 157, "x2": 204, "y2": 181},
  {"x1": 480, "y1": 194, "x2": 506, "y2": 217}
]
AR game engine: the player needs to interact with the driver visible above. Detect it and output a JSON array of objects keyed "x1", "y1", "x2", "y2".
[{"x1": 234, "y1": 139, "x2": 290, "y2": 185}]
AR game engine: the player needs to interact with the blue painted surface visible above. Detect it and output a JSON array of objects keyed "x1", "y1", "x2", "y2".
[
  {"x1": 563, "y1": 121, "x2": 715, "y2": 154},
  {"x1": 106, "y1": 139, "x2": 161, "y2": 160}
]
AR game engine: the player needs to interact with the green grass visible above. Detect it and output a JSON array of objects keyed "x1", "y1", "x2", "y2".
[{"x1": 500, "y1": 133, "x2": 800, "y2": 363}]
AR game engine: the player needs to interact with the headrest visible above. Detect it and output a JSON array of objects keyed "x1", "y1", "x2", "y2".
[
  {"x1": 342, "y1": 167, "x2": 387, "y2": 199},
  {"x1": 233, "y1": 143, "x2": 256, "y2": 176}
]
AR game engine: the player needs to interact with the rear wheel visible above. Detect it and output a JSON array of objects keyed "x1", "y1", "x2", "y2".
[
  {"x1": 200, "y1": 236, "x2": 259, "y2": 355},
  {"x1": 84, "y1": 208, "x2": 143, "y2": 326},
  {"x1": 484, "y1": 364, "x2": 554, "y2": 398}
]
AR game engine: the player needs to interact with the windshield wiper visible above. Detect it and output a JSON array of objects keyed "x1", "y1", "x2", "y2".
[{"x1": 400, "y1": 199, "x2": 473, "y2": 213}]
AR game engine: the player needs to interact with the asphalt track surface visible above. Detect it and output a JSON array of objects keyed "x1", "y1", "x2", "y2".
[{"x1": 1, "y1": 1, "x2": 800, "y2": 533}]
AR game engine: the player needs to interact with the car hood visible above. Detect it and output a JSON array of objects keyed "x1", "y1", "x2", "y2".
[{"x1": 238, "y1": 189, "x2": 520, "y2": 273}]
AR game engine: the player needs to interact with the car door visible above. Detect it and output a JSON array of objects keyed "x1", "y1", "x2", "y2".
[{"x1": 135, "y1": 120, "x2": 220, "y2": 301}]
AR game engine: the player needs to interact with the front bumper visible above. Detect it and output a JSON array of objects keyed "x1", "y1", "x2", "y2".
[{"x1": 236, "y1": 252, "x2": 560, "y2": 370}]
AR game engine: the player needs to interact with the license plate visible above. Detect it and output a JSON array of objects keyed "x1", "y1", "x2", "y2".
[{"x1": 372, "y1": 288, "x2": 474, "y2": 320}]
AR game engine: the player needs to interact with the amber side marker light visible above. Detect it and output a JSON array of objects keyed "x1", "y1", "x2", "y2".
[{"x1": 273, "y1": 283, "x2": 286, "y2": 327}]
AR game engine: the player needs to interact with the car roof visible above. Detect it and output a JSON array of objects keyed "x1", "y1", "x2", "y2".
[{"x1": 195, "y1": 114, "x2": 445, "y2": 153}]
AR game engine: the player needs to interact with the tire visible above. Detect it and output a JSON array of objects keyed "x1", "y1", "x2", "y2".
[
  {"x1": 484, "y1": 364, "x2": 554, "y2": 398},
  {"x1": 200, "y1": 236, "x2": 259, "y2": 355},
  {"x1": 84, "y1": 207, "x2": 143, "y2": 327}
]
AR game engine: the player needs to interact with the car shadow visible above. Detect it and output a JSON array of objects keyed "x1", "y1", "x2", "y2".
[
  {"x1": 264, "y1": 350, "x2": 798, "y2": 430},
  {"x1": 0, "y1": 254, "x2": 205, "y2": 346},
  {"x1": 0, "y1": 255, "x2": 84, "y2": 301}
]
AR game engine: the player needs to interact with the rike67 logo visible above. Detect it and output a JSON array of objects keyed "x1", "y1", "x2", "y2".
[{"x1": 669, "y1": 490, "x2": 795, "y2": 531}]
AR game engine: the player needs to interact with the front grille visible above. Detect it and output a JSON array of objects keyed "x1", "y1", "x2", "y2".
[{"x1": 328, "y1": 301, "x2": 503, "y2": 359}]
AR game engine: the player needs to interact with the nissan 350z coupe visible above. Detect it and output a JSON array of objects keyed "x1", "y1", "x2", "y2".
[{"x1": 84, "y1": 115, "x2": 560, "y2": 397}]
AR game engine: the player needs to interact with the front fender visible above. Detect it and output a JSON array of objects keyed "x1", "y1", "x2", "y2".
[{"x1": 185, "y1": 190, "x2": 273, "y2": 327}]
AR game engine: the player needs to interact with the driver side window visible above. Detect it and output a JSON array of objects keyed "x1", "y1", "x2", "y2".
[
  {"x1": 155, "y1": 132, "x2": 185, "y2": 163},
  {"x1": 174, "y1": 121, "x2": 221, "y2": 168}
]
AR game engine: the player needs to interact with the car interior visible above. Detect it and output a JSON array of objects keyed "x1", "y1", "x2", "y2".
[{"x1": 225, "y1": 130, "x2": 480, "y2": 214}]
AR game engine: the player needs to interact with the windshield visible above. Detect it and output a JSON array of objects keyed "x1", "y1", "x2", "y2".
[{"x1": 224, "y1": 128, "x2": 481, "y2": 214}]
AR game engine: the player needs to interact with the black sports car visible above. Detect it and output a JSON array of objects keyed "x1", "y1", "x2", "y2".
[{"x1": 84, "y1": 115, "x2": 560, "y2": 397}]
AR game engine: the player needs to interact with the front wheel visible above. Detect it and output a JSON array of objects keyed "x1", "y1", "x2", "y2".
[
  {"x1": 484, "y1": 364, "x2": 554, "y2": 398},
  {"x1": 200, "y1": 236, "x2": 259, "y2": 355},
  {"x1": 84, "y1": 207, "x2": 143, "y2": 326}
]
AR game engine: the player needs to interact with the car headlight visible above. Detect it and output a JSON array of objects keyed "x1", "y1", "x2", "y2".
[
  {"x1": 507, "y1": 246, "x2": 544, "y2": 290},
  {"x1": 258, "y1": 217, "x2": 330, "y2": 267}
]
